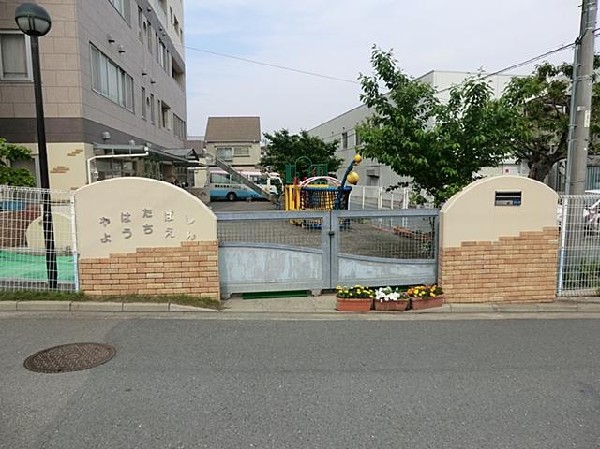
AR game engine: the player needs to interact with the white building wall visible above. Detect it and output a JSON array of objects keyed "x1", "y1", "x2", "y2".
[{"x1": 308, "y1": 71, "x2": 524, "y2": 194}]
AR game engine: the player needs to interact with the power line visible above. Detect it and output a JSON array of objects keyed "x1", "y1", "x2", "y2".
[
  {"x1": 318, "y1": 35, "x2": 599, "y2": 142},
  {"x1": 185, "y1": 45, "x2": 360, "y2": 84}
]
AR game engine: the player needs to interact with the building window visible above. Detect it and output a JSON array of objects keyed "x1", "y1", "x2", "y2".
[
  {"x1": 342, "y1": 132, "x2": 348, "y2": 150},
  {"x1": 355, "y1": 130, "x2": 362, "y2": 147},
  {"x1": 157, "y1": 40, "x2": 168, "y2": 70},
  {"x1": 0, "y1": 32, "x2": 31, "y2": 81},
  {"x1": 150, "y1": 93, "x2": 155, "y2": 123},
  {"x1": 108, "y1": 0, "x2": 131, "y2": 24},
  {"x1": 233, "y1": 147, "x2": 250, "y2": 157},
  {"x1": 173, "y1": 114, "x2": 186, "y2": 139},
  {"x1": 160, "y1": 100, "x2": 171, "y2": 129},
  {"x1": 137, "y1": 7, "x2": 143, "y2": 40},
  {"x1": 90, "y1": 44, "x2": 134, "y2": 111},
  {"x1": 173, "y1": 15, "x2": 180, "y2": 35},
  {"x1": 141, "y1": 87, "x2": 146, "y2": 119},
  {"x1": 216, "y1": 147, "x2": 233, "y2": 162},
  {"x1": 147, "y1": 23, "x2": 153, "y2": 54}
]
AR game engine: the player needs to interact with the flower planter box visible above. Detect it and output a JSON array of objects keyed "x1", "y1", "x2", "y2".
[
  {"x1": 410, "y1": 295, "x2": 444, "y2": 311},
  {"x1": 374, "y1": 299, "x2": 409, "y2": 311},
  {"x1": 336, "y1": 297, "x2": 373, "y2": 312}
]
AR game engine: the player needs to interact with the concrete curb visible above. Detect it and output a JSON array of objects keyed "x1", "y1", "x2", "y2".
[
  {"x1": 16, "y1": 301, "x2": 71, "y2": 312},
  {"x1": 1, "y1": 301, "x2": 218, "y2": 313},
  {"x1": 0, "y1": 301, "x2": 17, "y2": 311},
  {"x1": 70, "y1": 302, "x2": 124, "y2": 312},
  {"x1": 1, "y1": 299, "x2": 600, "y2": 315}
]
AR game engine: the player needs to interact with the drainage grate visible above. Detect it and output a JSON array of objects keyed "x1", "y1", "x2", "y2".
[{"x1": 23, "y1": 343, "x2": 116, "y2": 373}]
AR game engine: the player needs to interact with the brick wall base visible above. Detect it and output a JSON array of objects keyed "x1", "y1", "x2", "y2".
[
  {"x1": 79, "y1": 241, "x2": 219, "y2": 300},
  {"x1": 440, "y1": 228, "x2": 558, "y2": 303}
]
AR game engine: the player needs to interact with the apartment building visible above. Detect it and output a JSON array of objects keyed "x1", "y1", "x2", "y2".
[
  {"x1": 0, "y1": 0, "x2": 189, "y2": 191},
  {"x1": 308, "y1": 70, "x2": 525, "y2": 193}
]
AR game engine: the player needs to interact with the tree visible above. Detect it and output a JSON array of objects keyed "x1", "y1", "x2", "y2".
[
  {"x1": 357, "y1": 47, "x2": 517, "y2": 206},
  {"x1": 502, "y1": 58, "x2": 600, "y2": 182},
  {"x1": 0, "y1": 138, "x2": 36, "y2": 187},
  {"x1": 260, "y1": 129, "x2": 343, "y2": 180}
]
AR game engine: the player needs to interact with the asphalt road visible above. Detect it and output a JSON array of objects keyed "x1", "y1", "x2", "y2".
[
  {"x1": 208, "y1": 198, "x2": 279, "y2": 212},
  {"x1": 1, "y1": 315, "x2": 599, "y2": 449}
]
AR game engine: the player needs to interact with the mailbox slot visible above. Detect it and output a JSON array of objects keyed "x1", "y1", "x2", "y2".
[{"x1": 495, "y1": 191, "x2": 521, "y2": 206}]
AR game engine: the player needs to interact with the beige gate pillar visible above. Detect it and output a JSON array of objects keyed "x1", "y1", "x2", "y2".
[
  {"x1": 439, "y1": 176, "x2": 559, "y2": 303},
  {"x1": 74, "y1": 178, "x2": 219, "y2": 300}
]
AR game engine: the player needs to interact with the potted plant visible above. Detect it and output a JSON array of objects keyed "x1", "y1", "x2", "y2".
[
  {"x1": 407, "y1": 284, "x2": 444, "y2": 310},
  {"x1": 373, "y1": 286, "x2": 410, "y2": 311},
  {"x1": 335, "y1": 285, "x2": 374, "y2": 312}
]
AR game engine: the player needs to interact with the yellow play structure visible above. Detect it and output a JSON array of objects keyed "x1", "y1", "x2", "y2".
[{"x1": 284, "y1": 154, "x2": 362, "y2": 211}]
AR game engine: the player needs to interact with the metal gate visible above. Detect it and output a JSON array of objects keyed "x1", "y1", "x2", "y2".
[{"x1": 217, "y1": 208, "x2": 439, "y2": 297}]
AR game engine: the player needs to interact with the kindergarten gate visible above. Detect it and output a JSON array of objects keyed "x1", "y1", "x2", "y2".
[{"x1": 217, "y1": 208, "x2": 439, "y2": 297}]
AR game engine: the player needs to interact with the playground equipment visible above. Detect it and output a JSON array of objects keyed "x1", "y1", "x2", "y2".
[
  {"x1": 284, "y1": 156, "x2": 328, "y2": 185},
  {"x1": 284, "y1": 154, "x2": 362, "y2": 211}
]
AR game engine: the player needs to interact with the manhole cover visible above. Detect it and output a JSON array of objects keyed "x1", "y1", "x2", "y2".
[{"x1": 23, "y1": 343, "x2": 116, "y2": 373}]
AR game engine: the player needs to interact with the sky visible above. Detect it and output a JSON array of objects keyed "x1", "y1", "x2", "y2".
[{"x1": 183, "y1": 0, "x2": 585, "y2": 137}]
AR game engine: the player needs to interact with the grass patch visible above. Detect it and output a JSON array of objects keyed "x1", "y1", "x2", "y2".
[
  {"x1": 0, "y1": 290, "x2": 85, "y2": 302},
  {"x1": 0, "y1": 290, "x2": 221, "y2": 310}
]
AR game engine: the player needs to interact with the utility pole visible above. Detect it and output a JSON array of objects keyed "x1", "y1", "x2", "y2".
[
  {"x1": 565, "y1": 0, "x2": 598, "y2": 195},
  {"x1": 559, "y1": 0, "x2": 598, "y2": 294}
]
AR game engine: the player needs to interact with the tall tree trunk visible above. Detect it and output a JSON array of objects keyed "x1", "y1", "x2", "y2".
[{"x1": 527, "y1": 153, "x2": 556, "y2": 182}]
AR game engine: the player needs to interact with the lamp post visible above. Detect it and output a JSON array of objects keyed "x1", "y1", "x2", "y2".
[{"x1": 15, "y1": 3, "x2": 57, "y2": 289}]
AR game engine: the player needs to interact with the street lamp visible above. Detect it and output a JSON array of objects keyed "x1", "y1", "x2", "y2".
[{"x1": 15, "y1": 3, "x2": 57, "y2": 289}]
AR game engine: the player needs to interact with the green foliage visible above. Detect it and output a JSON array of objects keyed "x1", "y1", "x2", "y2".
[
  {"x1": 260, "y1": 129, "x2": 343, "y2": 180},
  {"x1": 565, "y1": 259, "x2": 600, "y2": 291},
  {"x1": 0, "y1": 137, "x2": 35, "y2": 186},
  {"x1": 357, "y1": 47, "x2": 516, "y2": 206},
  {"x1": 501, "y1": 57, "x2": 600, "y2": 182}
]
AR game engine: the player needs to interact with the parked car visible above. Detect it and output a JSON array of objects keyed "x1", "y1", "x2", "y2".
[{"x1": 557, "y1": 190, "x2": 600, "y2": 232}]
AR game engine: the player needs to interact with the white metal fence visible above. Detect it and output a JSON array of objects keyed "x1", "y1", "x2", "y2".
[
  {"x1": 0, "y1": 185, "x2": 78, "y2": 292},
  {"x1": 348, "y1": 185, "x2": 411, "y2": 210},
  {"x1": 557, "y1": 194, "x2": 600, "y2": 296}
]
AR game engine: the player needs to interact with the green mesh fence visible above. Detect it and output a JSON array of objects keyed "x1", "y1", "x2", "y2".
[{"x1": 0, "y1": 250, "x2": 75, "y2": 282}]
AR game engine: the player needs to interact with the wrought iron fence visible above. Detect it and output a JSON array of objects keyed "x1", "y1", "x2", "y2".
[
  {"x1": 557, "y1": 194, "x2": 600, "y2": 296},
  {"x1": 0, "y1": 185, "x2": 78, "y2": 292}
]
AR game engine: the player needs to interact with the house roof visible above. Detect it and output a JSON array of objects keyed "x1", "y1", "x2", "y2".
[{"x1": 204, "y1": 117, "x2": 261, "y2": 143}]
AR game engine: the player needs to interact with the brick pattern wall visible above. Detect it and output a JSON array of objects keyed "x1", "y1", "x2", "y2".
[
  {"x1": 79, "y1": 241, "x2": 219, "y2": 300},
  {"x1": 439, "y1": 227, "x2": 558, "y2": 303}
]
